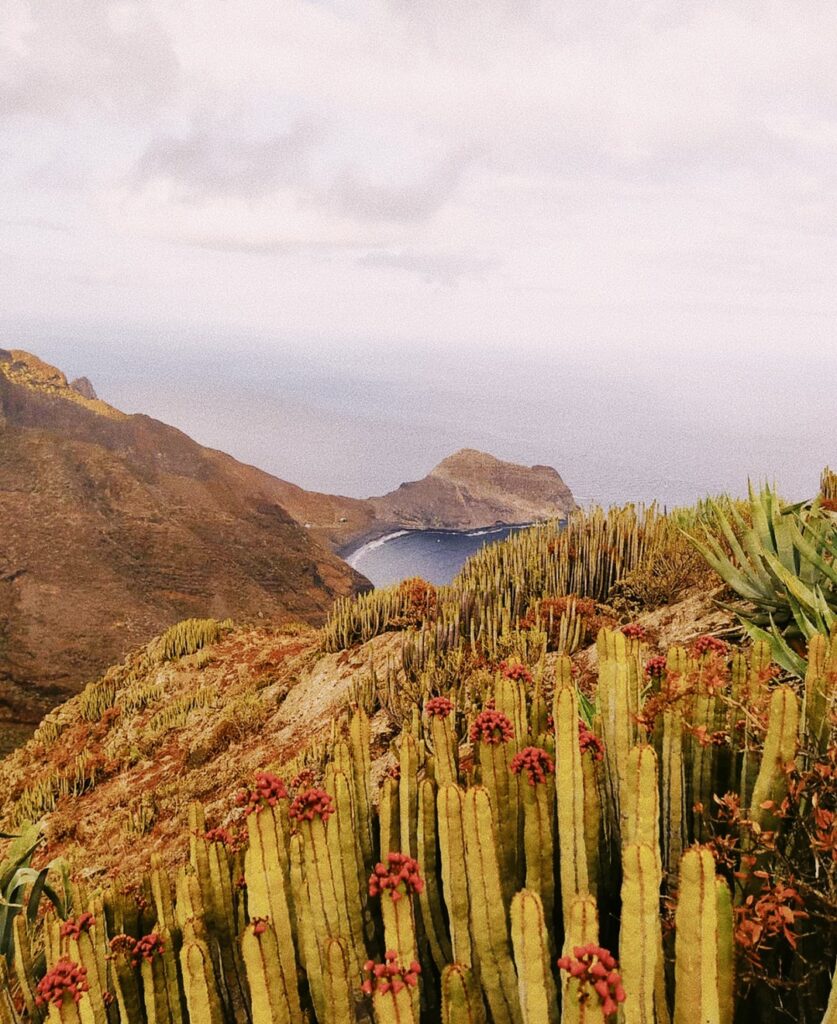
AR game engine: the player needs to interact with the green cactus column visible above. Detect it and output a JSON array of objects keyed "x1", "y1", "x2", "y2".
[
  {"x1": 289, "y1": 833, "x2": 326, "y2": 1024},
  {"x1": 804, "y1": 633, "x2": 837, "y2": 757},
  {"x1": 748, "y1": 685, "x2": 799, "y2": 835},
  {"x1": 350, "y1": 708, "x2": 375, "y2": 874},
  {"x1": 245, "y1": 808, "x2": 302, "y2": 1024},
  {"x1": 242, "y1": 919, "x2": 304, "y2": 1024},
  {"x1": 425, "y1": 697, "x2": 458, "y2": 786},
  {"x1": 417, "y1": 778, "x2": 453, "y2": 970},
  {"x1": 180, "y1": 929, "x2": 225, "y2": 1024},
  {"x1": 554, "y1": 683, "x2": 589, "y2": 930},
  {"x1": 661, "y1": 706, "x2": 684, "y2": 881},
  {"x1": 441, "y1": 964, "x2": 486, "y2": 1024},
  {"x1": 437, "y1": 784, "x2": 473, "y2": 968},
  {"x1": 673, "y1": 848, "x2": 720, "y2": 1024},
  {"x1": 715, "y1": 879, "x2": 734, "y2": 1024},
  {"x1": 379, "y1": 775, "x2": 400, "y2": 860},
  {"x1": 12, "y1": 916, "x2": 41, "y2": 1021},
  {"x1": 462, "y1": 786, "x2": 523, "y2": 1024},
  {"x1": 619, "y1": 843, "x2": 660, "y2": 1024},
  {"x1": 471, "y1": 705, "x2": 518, "y2": 907},
  {"x1": 512, "y1": 747, "x2": 556, "y2": 925},
  {"x1": 510, "y1": 889, "x2": 558, "y2": 1024},
  {"x1": 323, "y1": 938, "x2": 356, "y2": 1024}
]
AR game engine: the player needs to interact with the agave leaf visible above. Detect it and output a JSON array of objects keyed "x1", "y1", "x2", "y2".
[
  {"x1": 26, "y1": 867, "x2": 49, "y2": 926},
  {"x1": 685, "y1": 529, "x2": 767, "y2": 603},
  {"x1": 762, "y1": 551, "x2": 824, "y2": 620},
  {"x1": 577, "y1": 688, "x2": 596, "y2": 728},
  {"x1": 788, "y1": 515, "x2": 837, "y2": 587},
  {"x1": 738, "y1": 616, "x2": 807, "y2": 677}
]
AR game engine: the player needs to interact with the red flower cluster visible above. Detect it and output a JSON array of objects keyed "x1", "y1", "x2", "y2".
[
  {"x1": 470, "y1": 708, "x2": 514, "y2": 746},
  {"x1": 621, "y1": 623, "x2": 646, "y2": 640},
  {"x1": 579, "y1": 721, "x2": 605, "y2": 761},
  {"x1": 35, "y1": 961, "x2": 89, "y2": 1007},
  {"x1": 499, "y1": 661, "x2": 533, "y2": 683},
  {"x1": 290, "y1": 768, "x2": 316, "y2": 791},
  {"x1": 203, "y1": 826, "x2": 245, "y2": 852},
  {"x1": 108, "y1": 934, "x2": 136, "y2": 958},
  {"x1": 690, "y1": 635, "x2": 728, "y2": 658},
  {"x1": 425, "y1": 696, "x2": 454, "y2": 719},
  {"x1": 288, "y1": 787, "x2": 335, "y2": 823},
  {"x1": 361, "y1": 951, "x2": 421, "y2": 997},
  {"x1": 235, "y1": 771, "x2": 288, "y2": 815},
  {"x1": 251, "y1": 918, "x2": 269, "y2": 935},
  {"x1": 644, "y1": 655, "x2": 667, "y2": 680},
  {"x1": 60, "y1": 913, "x2": 95, "y2": 939},
  {"x1": 132, "y1": 933, "x2": 165, "y2": 968},
  {"x1": 368, "y1": 852, "x2": 424, "y2": 901},
  {"x1": 557, "y1": 944, "x2": 626, "y2": 1018},
  {"x1": 510, "y1": 746, "x2": 555, "y2": 785}
]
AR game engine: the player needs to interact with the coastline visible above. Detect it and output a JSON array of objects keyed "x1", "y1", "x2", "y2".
[{"x1": 340, "y1": 520, "x2": 551, "y2": 572}]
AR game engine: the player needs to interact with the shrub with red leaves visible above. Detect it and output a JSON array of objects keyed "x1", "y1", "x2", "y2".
[
  {"x1": 690, "y1": 635, "x2": 729, "y2": 658},
  {"x1": 368, "y1": 852, "x2": 424, "y2": 901},
  {"x1": 735, "y1": 880, "x2": 809, "y2": 969},
  {"x1": 425, "y1": 696, "x2": 454, "y2": 719},
  {"x1": 557, "y1": 944, "x2": 626, "y2": 1019},
  {"x1": 361, "y1": 950, "x2": 421, "y2": 997},
  {"x1": 621, "y1": 623, "x2": 647, "y2": 640},
  {"x1": 131, "y1": 933, "x2": 165, "y2": 968},
  {"x1": 35, "y1": 961, "x2": 89, "y2": 1007},
  {"x1": 235, "y1": 771, "x2": 288, "y2": 815},
  {"x1": 578, "y1": 721, "x2": 605, "y2": 761},
  {"x1": 470, "y1": 707, "x2": 514, "y2": 746},
  {"x1": 288, "y1": 787, "x2": 335, "y2": 823},
  {"x1": 499, "y1": 660, "x2": 533, "y2": 684},
  {"x1": 510, "y1": 746, "x2": 555, "y2": 785},
  {"x1": 60, "y1": 913, "x2": 95, "y2": 939}
]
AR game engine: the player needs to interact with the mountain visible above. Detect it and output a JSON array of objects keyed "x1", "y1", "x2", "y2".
[
  {"x1": 0, "y1": 349, "x2": 369, "y2": 744},
  {"x1": 272, "y1": 447, "x2": 576, "y2": 553}
]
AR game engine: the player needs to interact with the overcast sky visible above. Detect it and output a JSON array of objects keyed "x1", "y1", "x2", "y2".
[{"x1": 1, "y1": 2, "x2": 835, "y2": 499}]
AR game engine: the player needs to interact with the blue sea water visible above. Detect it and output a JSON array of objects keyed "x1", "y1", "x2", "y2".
[{"x1": 346, "y1": 524, "x2": 532, "y2": 588}]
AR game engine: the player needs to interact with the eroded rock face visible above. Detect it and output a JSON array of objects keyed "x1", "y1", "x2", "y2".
[
  {"x1": 69, "y1": 376, "x2": 98, "y2": 401},
  {"x1": 0, "y1": 351, "x2": 369, "y2": 737}
]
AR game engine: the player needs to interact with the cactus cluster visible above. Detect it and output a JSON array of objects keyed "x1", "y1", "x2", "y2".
[{"x1": 2, "y1": 621, "x2": 835, "y2": 1024}]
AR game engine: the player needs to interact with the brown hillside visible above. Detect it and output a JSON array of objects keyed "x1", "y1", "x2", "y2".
[{"x1": 0, "y1": 349, "x2": 369, "y2": 745}]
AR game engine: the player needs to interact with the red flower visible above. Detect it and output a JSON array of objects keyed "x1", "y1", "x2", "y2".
[
  {"x1": 644, "y1": 655, "x2": 667, "y2": 679},
  {"x1": 361, "y1": 951, "x2": 421, "y2": 997},
  {"x1": 108, "y1": 934, "x2": 137, "y2": 957},
  {"x1": 425, "y1": 696, "x2": 454, "y2": 719},
  {"x1": 60, "y1": 913, "x2": 95, "y2": 939},
  {"x1": 290, "y1": 768, "x2": 316, "y2": 791},
  {"x1": 510, "y1": 746, "x2": 555, "y2": 785},
  {"x1": 235, "y1": 771, "x2": 288, "y2": 815},
  {"x1": 690, "y1": 635, "x2": 728, "y2": 658},
  {"x1": 557, "y1": 944, "x2": 626, "y2": 1019},
  {"x1": 578, "y1": 721, "x2": 605, "y2": 761},
  {"x1": 131, "y1": 933, "x2": 165, "y2": 968},
  {"x1": 368, "y1": 852, "x2": 424, "y2": 901},
  {"x1": 251, "y1": 918, "x2": 269, "y2": 935},
  {"x1": 288, "y1": 787, "x2": 335, "y2": 823},
  {"x1": 36, "y1": 961, "x2": 89, "y2": 1007},
  {"x1": 470, "y1": 707, "x2": 514, "y2": 746},
  {"x1": 621, "y1": 623, "x2": 646, "y2": 641},
  {"x1": 499, "y1": 661, "x2": 533, "y2": 684}
]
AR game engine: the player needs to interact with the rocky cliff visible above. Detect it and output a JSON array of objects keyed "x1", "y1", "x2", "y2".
[{"x1": 272, "y1": 448, "x2": 576, "y2": 553}]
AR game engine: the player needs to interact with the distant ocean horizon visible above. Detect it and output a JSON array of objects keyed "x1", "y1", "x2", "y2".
[{"x1": 346, "y1": 523, "x2": 535, "y2": 588}]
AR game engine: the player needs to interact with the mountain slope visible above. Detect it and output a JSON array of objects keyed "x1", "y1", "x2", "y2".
[{"x1": 0, "y1": 349, "x2": 369, "y2": 740}]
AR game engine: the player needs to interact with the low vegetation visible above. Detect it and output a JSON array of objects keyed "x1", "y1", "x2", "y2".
[{"x1": 0, "y1": 478, "x2": 834, "y2": 1023}]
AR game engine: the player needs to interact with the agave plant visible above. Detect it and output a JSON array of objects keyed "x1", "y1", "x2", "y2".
[
  {"x1": 686, "y1": 480, "x2": 837, "y2": 675},
  {"x1": 0, "y1": 823, "x2": 68, "y2": 964}
]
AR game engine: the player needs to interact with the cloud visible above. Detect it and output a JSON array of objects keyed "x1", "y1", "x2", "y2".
[
  {"x1": 357, "y1": 249, "x2": 495, "y2": 285},
  {"x1": 0, "y1": 0, "x2": 178, "y2": 121},
  {"x1": 131, "y1": 118, "x2": 325, "y2": 201}
]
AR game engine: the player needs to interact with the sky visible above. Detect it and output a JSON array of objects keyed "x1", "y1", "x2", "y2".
[{"x1": 1, "y1": 1, "x2": 835, "y2": 503}]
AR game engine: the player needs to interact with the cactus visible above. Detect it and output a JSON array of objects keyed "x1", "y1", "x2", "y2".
[
  {"x1": 673, "y1": 848, "x2": 719, "y2": 1024},
  {"x1": 180, "y1": 928, "x2": 224, "y2": 1024},
  {"x1": 619, "y1": 843, "x2": 659, "y2": 1024},
  {"x1": 510, "y1": 889, "x2": 558, "y2": 1023},
  {"x1": 554, "y1": 678, "x2": 590, "y2": 928},
  {"x1": 511, "y1": 747, "x2": 556, "y2": 923},
  {"x1": 462, "y1": 786, "x2": 522, "y2": 1024},
  {"x1": 417, "y1": 778, "x2": 453, "y2": 970},
  {"x1": 441, "y1": 964, "x2": 486, "y2": 1024},
  {"x1": 437, "y1": 784, "x2": 473, "y2": 968}
]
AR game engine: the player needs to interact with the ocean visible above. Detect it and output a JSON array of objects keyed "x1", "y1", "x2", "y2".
[{"x1": 346, "y1": 524, "x2": 532, "y2": 588}]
